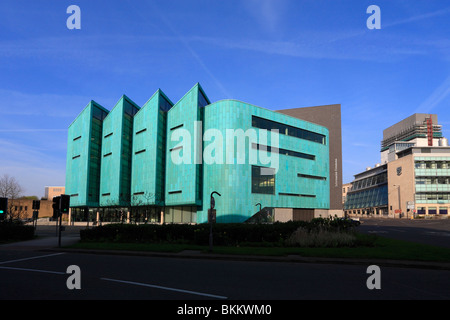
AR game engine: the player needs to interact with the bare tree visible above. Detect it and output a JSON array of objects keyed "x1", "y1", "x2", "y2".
[
  {"x1": 0, "y1": 174, "x2": 23, "y2": 199},
  {"x1": 0, "y1": 174, "x2": 24, "y2": 220}
]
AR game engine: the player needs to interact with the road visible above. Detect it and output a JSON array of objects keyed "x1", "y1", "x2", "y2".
[
  {"x1": 358, "y1": 218, "x2": 450, "y2": 248},
  {"x1": 0, "y1": 221, "x2": 449, "y2": 303},
  {"x1": 0, "y1": 248, "x2": 449, "y2": 301}
]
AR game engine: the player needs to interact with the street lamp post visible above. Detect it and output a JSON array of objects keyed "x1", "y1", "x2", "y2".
[{"x1": 209, "y1": 191, "x2": 221, "y2": 252}]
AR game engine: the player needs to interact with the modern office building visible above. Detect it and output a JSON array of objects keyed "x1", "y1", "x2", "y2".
[
  {"x1": 66, "y1": 83, "x2": 340, "y2": 224},
  {"x1": 388, "y1": 146, "x2": 450, "y2": 217},
  {"x1": 344, "y1": 163, "x2": 388, "y2": 216},
  {"x1": 345, "y1": 113, "x2": 449, "y2": 218},
  {"x1": 381, "y1": 114, "x2": 443, "y2": 164}
]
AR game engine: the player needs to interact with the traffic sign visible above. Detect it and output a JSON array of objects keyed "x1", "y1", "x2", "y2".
[
  {"x1": 407, "y1": 201, "x2": 415, "y2": 210},
  {"x1": 208, "y1": 209, "x2": 216, "y2": 223}
]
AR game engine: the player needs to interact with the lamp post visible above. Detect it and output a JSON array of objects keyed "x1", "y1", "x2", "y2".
[
  {"x1": 209, "y1": 191, "x2": 221, "y2": 252},
  {"x1": 256, "y1": 203, "x2": 262, "y2": 212}
]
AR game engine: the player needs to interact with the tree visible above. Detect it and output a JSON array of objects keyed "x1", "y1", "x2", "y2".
[
  {"x1": 19, "y1": 196, "x2": 38, "y2": 200},
  {"x1": 0, "y1": 174, "x2": 24, "y2": 220}
]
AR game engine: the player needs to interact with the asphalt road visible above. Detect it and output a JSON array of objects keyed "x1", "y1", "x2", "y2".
[
  {"x1": 0, "y1": 248, "x2": 449, "y2": 301},
  {"x1": 1, "y1": 220, "x2": 449, "y2": 303},
  {"x1": 358, "y1": 218, "x2": 450, "y2": 248}
]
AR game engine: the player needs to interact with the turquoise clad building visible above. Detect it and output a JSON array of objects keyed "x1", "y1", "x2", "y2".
[
  {"x1": 66, "y1": 101, "x2": 109, "y2": 209},
  {"x1": 99, "y1": 95, "x2": 140, "y2": 208},
  {"x1": 66, "y1": 83, "x2": 332, "y2": 224}
]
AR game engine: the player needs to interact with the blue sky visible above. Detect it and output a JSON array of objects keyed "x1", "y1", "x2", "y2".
[{"x1": 0, "y1": 0, "x2": 449, "y2": 197}]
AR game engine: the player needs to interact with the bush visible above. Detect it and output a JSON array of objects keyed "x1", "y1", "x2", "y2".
[
  {"x1": 79, "y1": 218, "x2": 358, "y2": 247},
  {"x1": 286, "y1": 227, "x2": 357, "y2": 248},
  {"x1": 80, "y1": 221, "x2": 305, "y2": 246},
  {"x1": 0, "y1": 220, "x2": 35, "y2": 242}
]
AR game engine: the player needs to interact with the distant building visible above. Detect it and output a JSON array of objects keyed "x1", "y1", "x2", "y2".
[
  {"x1": 388, "y1": 146, "x2": 450, "y2": 216},
  {"x1": 381, "y1": 114, "x2": 443, "y2": 164},
  {"x1": 345, "y1": 114, "x2": 449, "y2": 218},
  {"x1": 342, "y1": 182, "x2": 352, "y2": 207},
  {"x1": 8, "y1": 199, "x2": 53, "y2": 220},
  {"x1": 44, "y1": 186, "x2": 65, "y2": 200},
  {"x1": 344, "y1": 164, "x2": 388, "y2": 216}
]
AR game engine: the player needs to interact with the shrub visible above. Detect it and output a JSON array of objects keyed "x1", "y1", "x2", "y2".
[
  {"x1": 79, "y1": 221, "x2": 305, "y2": 246},
  {"x1": 286, "y1": 227, "x2": 357, "y2": 248},
  {"x1": 79, "y1": 218, "x2": 359, "y2": 247},
  {"x1": 0, "y1": 221, "x2": 35, "y2": 242}
]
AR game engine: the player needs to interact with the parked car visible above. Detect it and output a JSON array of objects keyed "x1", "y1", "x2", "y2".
[{"x1": 338, "y1": 217, "x2": 361, "y2": 226}]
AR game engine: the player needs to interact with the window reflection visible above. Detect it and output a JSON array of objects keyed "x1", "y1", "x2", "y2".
[{"x1": 252, "y1": 165, "x2": 275, "y2": 195}]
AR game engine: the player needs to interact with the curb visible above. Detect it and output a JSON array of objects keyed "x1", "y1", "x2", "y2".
[{"x1": 47, "y1": 246, "x2": 450, "y2": 271}]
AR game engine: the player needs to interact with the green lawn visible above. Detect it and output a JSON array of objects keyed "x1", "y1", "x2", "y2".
[{"x1": 70, "y1": 234, "x2": 450, "y2": 263}]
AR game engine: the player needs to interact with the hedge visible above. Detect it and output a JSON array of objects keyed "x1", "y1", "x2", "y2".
[
  {"x1": 0, "y1": 221, "x2": 35, "y2": 242},
  {"x1": 79, "y1": 218, "x2": 357, "y2": 247}
]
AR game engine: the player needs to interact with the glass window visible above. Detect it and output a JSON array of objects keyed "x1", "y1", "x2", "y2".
[
  {"x1": 415, "y1": 161, "x2": 426, "y2": 169},
  {"x1": 252, "y1": 116, "x2": 326, "y2": 145},
  {"x1": 253, "y1": 143, "x2": 315, "y2": 161},
  {"x1": 124, "y1": 102, "x2": 139, "y2": 117},
  {"x1": 92, "y1": 106, "x2": 108, "y2": 121},
  {"x1": 160, "y1": 95, "x2": 173, "y2": 112},
  {"x1": 198, "y1": 91, "x2": 210, "y2": 108},
  {"x1": 298, "y1": 173, "x2": 327, "y2": 181},
  {"x1": 173, "y1": 207, "x2": 182, "y2": 223},
  {"x1": 252, "y1": 165, "x2": 275, "y2": 195},
  {"x1": 182, "y1": 207, "x2": 193, "y2": 223},
  {"x1": 439, "y1": 207, "x2": 448, "y2": 215}
]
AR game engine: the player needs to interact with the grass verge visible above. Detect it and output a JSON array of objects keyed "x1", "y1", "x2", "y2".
[{"x1": 69, "y1": 233, "x2": 450, "y2": 263}]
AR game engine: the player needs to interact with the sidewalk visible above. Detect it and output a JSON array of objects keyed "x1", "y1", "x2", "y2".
[{"x1": 0, "y1": 234, "x2": 80, "y2": 251}]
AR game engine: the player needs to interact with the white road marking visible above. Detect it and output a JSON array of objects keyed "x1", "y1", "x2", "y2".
[
  {"x1": 101, "y1": 277, "x2": 228, "y2": 299},
  {"x1": 0, "y1": 266, "x2": 65, "y2": 275},
  {"x1": 0, "y1": 253, "x2": 65, "y2": 265}
]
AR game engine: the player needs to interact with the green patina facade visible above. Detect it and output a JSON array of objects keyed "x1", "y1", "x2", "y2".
[
  {"x1": 197, "y1": 99, "x2": 329, "y2": 223},
  {"x1": 99, "y1": 95, "x2": 140, "y2": 207},
  {"x1": 66, "y1": 101, "x2": 108, "y2": 208},
  {"x1": 66, "y1": 83, "x2": 330, "y2": 223},
  {"x1": 131, "y1": 89, "x2": 173, "y2": 207}
]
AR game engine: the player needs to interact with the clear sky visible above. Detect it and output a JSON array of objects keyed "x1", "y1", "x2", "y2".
[{"x1": 0, "y1": 0, "x2": 449, "y2": 198}]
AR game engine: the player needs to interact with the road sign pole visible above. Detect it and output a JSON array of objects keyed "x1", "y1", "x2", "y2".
[
  {"x1": 209, "y1": 209, "x2": 213, "y2": 252},
  {"x1": 58, "y1": 211, "x2": 62, "y2": 247}
]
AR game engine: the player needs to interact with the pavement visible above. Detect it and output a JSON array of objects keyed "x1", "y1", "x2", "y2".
[
  {"x1": 1, "y1": 229, "x2": 450, "y2": 271},
  {"x1": 0, "y1": 234, "x2": 80, "y2": 251}
]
